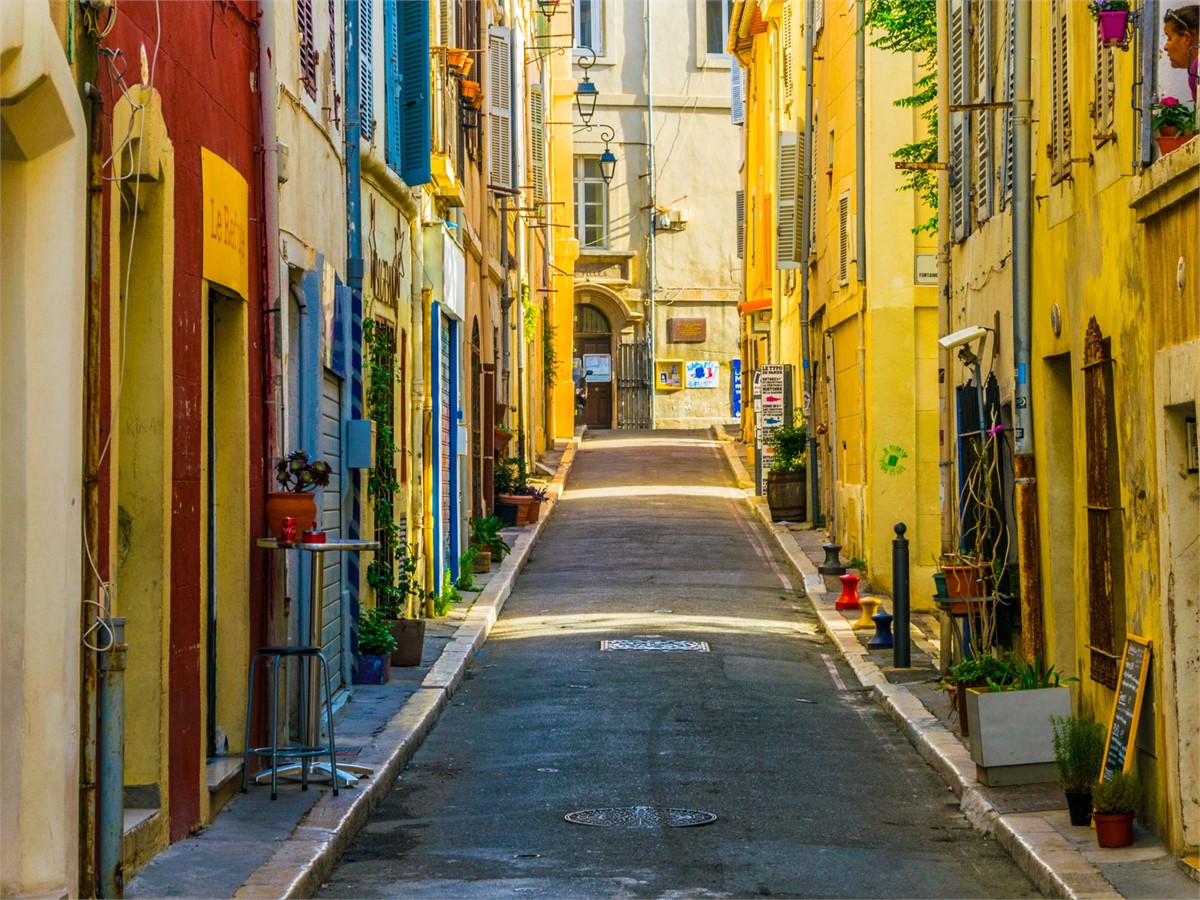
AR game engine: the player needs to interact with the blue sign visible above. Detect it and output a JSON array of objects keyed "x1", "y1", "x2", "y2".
[{"x1": 731, "y1": 359, "x2": 743, "y2": 417}]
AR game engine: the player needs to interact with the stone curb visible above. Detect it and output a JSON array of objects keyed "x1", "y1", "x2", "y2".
[
  {"x1": 234, "y1": 437, "x2": 582, "y2": 898},
  {"x1": 711, "y1": 428, "x2": 1120, "y2": 900}
]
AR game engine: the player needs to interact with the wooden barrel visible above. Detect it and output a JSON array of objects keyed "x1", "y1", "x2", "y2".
[{"x1": 766, "y1": 469, "x2": 806, "y2": 521}]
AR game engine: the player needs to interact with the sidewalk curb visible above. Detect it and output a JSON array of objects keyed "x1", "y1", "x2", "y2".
[
  {"x1": 234, "y1": 436, "x2": 582, "y2": 898},
  {"x1": 711, "y1": 428, "x2": 1119, "y2": 900}
]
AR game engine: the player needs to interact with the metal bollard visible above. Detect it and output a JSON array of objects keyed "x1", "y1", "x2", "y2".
[{"x1": 893, "y1": 523, "x2": 910, "y2": 668}]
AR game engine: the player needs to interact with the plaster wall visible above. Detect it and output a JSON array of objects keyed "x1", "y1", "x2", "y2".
[{"x1": 0, "y1": 3, "x2": 86, "y2": 894}]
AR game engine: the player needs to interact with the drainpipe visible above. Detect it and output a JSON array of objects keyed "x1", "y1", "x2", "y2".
[
  {"x1": 345, "y1": 0, "x2": 365, "y2": 633},
  {"x1": 82, "y1": 82, "x2": 105, "y2": 899},
  {"x1": 646, "y1": 0, "x2": 657, "y2": 428},
  {"x1": 1011, "y1": 0, "x2": 1043, "y2": 661},
  {"x1": 937, "y1": 0, "x2": 953, "y2": 551},
  {"x1": 799, "y1": 1, "x2": 819, "y2": 524},
  {"x1": 410, "y1": 202, "x2": 428, "y2": 619},
  {"x1": 97, "y1": 618, "x2": 127, "y2": 898},
  {"x1": 855, "y1": 0, "x2": 868, "y2": 550}
]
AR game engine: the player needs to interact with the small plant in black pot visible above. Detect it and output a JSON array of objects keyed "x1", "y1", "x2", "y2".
[{"x1": 1050, "y1": 713, "x2": 1106, "y2": 825}]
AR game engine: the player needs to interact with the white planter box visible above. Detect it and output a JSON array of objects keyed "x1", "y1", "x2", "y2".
[{"x1": 965, "y1": 686, "x2": 1072, "y2": 786}]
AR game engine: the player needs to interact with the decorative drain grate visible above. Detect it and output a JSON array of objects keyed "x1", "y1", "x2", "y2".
[
  {"x1": 564, "y1": 806, "x2": 718, "y2": 828},
  {"x1": 600, "y1": 639, "x2": 710, "y2": 652}
]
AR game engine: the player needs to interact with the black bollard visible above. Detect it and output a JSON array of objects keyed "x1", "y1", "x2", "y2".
[
  {"x1": 818, "y1": 542, "x2": 845, "y2": 575},
  {"x1": 893, "y1": 522, "x2": 910, "y2": 668}
]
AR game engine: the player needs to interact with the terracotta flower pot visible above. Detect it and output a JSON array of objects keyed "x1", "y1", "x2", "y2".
[
  {"x1": 1094, "y1": 812, "x2": 1134, "y2": 848},
  {"x1": 1156, "y1": 132, "x2": 1194, "y2": 156},
  {"x1": 459, "y1": 79, "x2": 480, "y2": 100},
  {"x1": 942, "y1": 564, "x2": 988, "y2": 598},
  {"x1": 497, "y1": 493, "x2": 533, "y2": 525},
  {"x1": 265, "y1": 491, "x2": 317, "y2": 540}
]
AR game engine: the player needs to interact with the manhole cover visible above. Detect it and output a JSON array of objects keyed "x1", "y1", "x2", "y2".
[
  {"x1": 564, "y1": 806, "x2": 717, "y2": 828},
  {"x1": 600, "y1": 639, "x2": 710, "y2": 652}
]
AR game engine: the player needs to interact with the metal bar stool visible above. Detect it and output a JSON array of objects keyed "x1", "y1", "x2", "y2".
[{"x1": 241, "y1": 645, "x2": 339, "y2": 800}]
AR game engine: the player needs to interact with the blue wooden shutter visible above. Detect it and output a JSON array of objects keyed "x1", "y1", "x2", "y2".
[
  {"x1": 384, "y1": 0, "x2": 401, "y2": 172},
  {"x1": 360, "y1": 0, "x2": 374, "y2": 135},
  {"x1": 399, "y1": 0, "x2": 432, "y2": 186}
]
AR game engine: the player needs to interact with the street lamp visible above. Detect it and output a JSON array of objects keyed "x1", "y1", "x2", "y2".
[
  {"x1": 575, "y1": 48, "x2": 599, "y2": 125},
  {"x1": 536, "y1": 0, "x2": 560, "y2": 16},
  {"x1": 597, "y1": 125, "x2": 617, "y2": 184}
]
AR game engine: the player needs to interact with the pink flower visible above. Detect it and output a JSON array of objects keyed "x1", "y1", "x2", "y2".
[{"x1": 1160, "y1": 96, "x2": 1181, "y2": 107}]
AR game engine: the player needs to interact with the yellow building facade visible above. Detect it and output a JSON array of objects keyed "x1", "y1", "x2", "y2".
[
  {"x1": 942, "y1": 0, "x2": 1198, "y2": 858},
  {"x1": 731, "y1": 0, "x2": 940, "y2": 598}
]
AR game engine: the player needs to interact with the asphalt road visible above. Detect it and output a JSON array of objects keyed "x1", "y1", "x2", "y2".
[{"x1": 323, "y1": 430, "x2": 1041, "y2": 899}]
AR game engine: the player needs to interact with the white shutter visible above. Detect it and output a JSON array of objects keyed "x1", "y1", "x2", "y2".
[
  {"x1": 439, "y1": 0, "x2": 454, "y2": 47},
  {"x1": 488, "y1": 26, "x2": 513, "y2": 190},
  {"x1": 776, "y1": 131, "x2": 801, "y2": 268},
  {"x1": 973, "y1": 0, "x2": 994, "y2": 224},
  {"x1": 1050, "y1": 0, "x2": 1071, "y2": 184},
  {"x1": 949, "y1": 0, "x2": 969, "y2": 242},
  {"x1": 1000, "y1": 0, "x2": 1015, "y2": 209},
  {"x1": 814, "y1": 0, "x2": 824, "y2": 36},
  {"x1": 837, "y1": 192, "x2": 850, "y2": 285},
  {"x1": 736, "y1": 189, "x2": 745, "y2": 259},
  {"x1": 530, "y1": 84, "x2": 546, "y2": 202},
  {"x1": 731, "y1": 64, "x2": 744, "y2": 125}
]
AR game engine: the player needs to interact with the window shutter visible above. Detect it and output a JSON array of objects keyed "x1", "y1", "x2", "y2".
[
  {"x1": 1000, "y1": 0, "x2": 1015, "y2": 210},
  {"x1": 735, "y1": 189, "x2": 745, "y2": 259},
  {"x1": 1093, "y1": 34, "x2": 1115, "y2": 143},
  {"x1": 530, "y1": 84, "x2": 546, "y2": 202},
  {"x1": 298, "y1": 0, "x2": 318, "y2": 98},
  {"x1": 360, "y1": 0, "x2": 374, "y2": 134},
  {"x1": 384, "y1": 0, "x2": 402, "y2": 172},
  {"x1": 776, "y1": 131, "x2": 801, "y2": 268},
  {"x1": 973, "y1": 0, "x2": 994, "y2": 225},
  {"x1": 837, "y1": 192, "x2": 850, "y2": 285},
  {"x1": 439, "y1": 0, "x2": 454, "y2": 47},
  {"x1": 1050, "y1": 0, "x2": 1071, "y2": 184},
  {"x1": 814, "y1": 0, "x2": 824, "y2": 36},
  {"x1": 731, "y1": 65, "x2": 744, "y2": 125},
  {"x1": 488, "y1": 27, "x2": 513, "y2": 190},
  {"x1": 781, "y1": 3, "x2": 794, "y2": 110},
  {"x1": 949, "y1": 0, "x2": 969, "y2": 242},
  {"x1": 398, "y1": 0, "x2": 431, "y2": 185}
]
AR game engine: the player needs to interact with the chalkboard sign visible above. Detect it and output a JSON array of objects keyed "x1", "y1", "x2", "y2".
[{"x1": 1101, "y1": 635, "x2": 1152, "y2": 780}]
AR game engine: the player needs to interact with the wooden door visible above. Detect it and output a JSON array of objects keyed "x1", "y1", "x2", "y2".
[{"x1": 577, "y1": 335, "x2": 612, "y2": 429}]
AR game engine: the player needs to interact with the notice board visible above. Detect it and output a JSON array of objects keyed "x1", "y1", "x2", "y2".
[{"x1": 1101, "y1": 635, "x2": 1152, "y2": 780}]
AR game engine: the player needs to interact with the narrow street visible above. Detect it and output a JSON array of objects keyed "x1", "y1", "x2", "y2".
[{"x1": 323, "y1": 431, "x2": 1040, "y2": 898}]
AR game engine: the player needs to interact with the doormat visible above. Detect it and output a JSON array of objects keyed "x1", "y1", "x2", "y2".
[{"x1": 600, "y1": 640, "x2": 710, "y2": 652}]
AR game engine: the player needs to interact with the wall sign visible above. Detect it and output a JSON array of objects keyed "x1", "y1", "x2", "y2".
[
  {"x1": 201, "y1": 148, "x2": 249, "y2": 298},
  {"x1": 1102, "y1": 635, "x2": 1152, "y2": 780},
  {"x1": 915, "y1": 253, "x2": 938, "y2": 285},
  {"x1": 686, "y1": 361, "x2": 719, "y2": 389},
  {"x1": 667, "y1": 317, "x2": 707, "y2": 343},
  {"x1": 582, "y1": 353, "x2": 611, "y2": 382}
]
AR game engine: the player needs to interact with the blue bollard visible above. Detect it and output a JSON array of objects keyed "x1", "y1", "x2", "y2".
[{"x1": 867, "y1": 611, "x2": 894, "y2": 650}]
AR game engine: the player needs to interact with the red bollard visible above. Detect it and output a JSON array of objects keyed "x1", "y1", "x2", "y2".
[{"x1": 835, "y1": 573, "x2": 861, "y2": 611}]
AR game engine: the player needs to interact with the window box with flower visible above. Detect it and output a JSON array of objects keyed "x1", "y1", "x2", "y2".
[
  {"x1": 1152, "y1": 96, "x2": 1197, "y2": 155},
  {"x1": 1088, "y1": 0, "x2": 1132, "y2": 49}
]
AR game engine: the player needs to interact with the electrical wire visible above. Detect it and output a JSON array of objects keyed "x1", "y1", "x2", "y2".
[{"x1": 81, "y1": 0, "x2": 162, "y2": 652}]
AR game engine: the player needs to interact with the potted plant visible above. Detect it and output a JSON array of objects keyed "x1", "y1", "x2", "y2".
[
  {"x1": 942, "y1": 652, "x2": 1019, "y2": 737},
  {"x1": 1092, "y1": 772, "x2": 1143, "y2": 848},
  {"x1": 513, "y1": 483, "x2": 549, "y2": 524},
  {"x1": 495, "y1": 456, "x2": 534, "y2": 525},
  {"x1": 459, "y1": 79, "x2": 481, "y2": 101},
  {"x1": 470, "y1": 515, "x2": 510, "y2": 567},
  {"x1": 266, "y1": 450, "x2": 332, "y2": 540},
  {"x1": 1088, "y1": 0, "x2": 1131, "y2": 47},
  {"x1": 456, "y1": 549, "x2": 480, "y2": 591},
  {"x1": 764, "y1": 420, "x2": 807, "y2": 522},
  {"x1": 369, "y1": 546, "x2": 428, "y2": 667},
  {"x1": 493, "y1": 422, "x2": 513, "y2": 453},
  {"x1": 1151, "y1": 96, "x2": 1197, "y2": 155},
  {"x1": 965, "y1": 657, "x2": 1076, "y2": 786},
  {"x1": 1050, "y1": 713, "x2": 1107, "y2": 826},
  {"x1": 355, "y1": 607, "x2": 398, "y2": 685}
]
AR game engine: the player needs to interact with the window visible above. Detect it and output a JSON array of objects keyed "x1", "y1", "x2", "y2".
[
  {"x1": 298, "y1": 0, "x2": 317, "y2": 99},
  {"x1": 949, "y1": 0, "x2": 971, "y2": 241},
  {"x1": 706, "y1": 0, "x2": 733, "y2": 56},
  {"x1": 574, "y1": 157, "x2": 609, "y2": 249},
  {"x1": 575, "y1": 0, "x2": 603, "y2": 55}
]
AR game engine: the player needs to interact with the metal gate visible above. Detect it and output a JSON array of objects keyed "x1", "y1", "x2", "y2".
[{"x1": 617, "y1": 339, "x2": 652, "y2": 429}]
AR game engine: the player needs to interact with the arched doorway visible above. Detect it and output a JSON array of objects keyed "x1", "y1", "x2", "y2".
[{"x1": 573, "y1": 303, "x2": 613, "y2": 429}]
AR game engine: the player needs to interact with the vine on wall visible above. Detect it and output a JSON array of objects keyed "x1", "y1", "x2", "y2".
[{"x1": 863, "y1": 0, "x2": 938, "y2": 236}]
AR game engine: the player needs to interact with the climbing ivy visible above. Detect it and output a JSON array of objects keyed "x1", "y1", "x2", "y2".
[
  {"x1": 363, "y1": 319, "x2": 419, "y2": 618},
  {"x1": 862, "y1": 0, "x2": 938, "y2": 236}
]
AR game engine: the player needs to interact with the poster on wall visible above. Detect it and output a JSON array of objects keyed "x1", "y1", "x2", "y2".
[
  {"x1": 582, "y1": 354, "x2": 611, "y2": 382},
  {"x1": 686, "y1": 361, "x2": 719, "y2": 389},
  {"x1": 656, "y1": 359, "x2": 683, "y2": 390}
]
